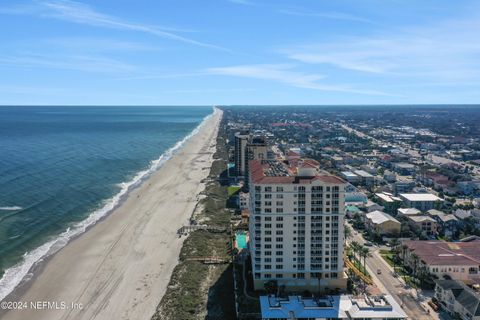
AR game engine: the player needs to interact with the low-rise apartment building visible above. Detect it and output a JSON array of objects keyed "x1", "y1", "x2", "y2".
[
  {"x1": 365, "y1": 210, "x2": 401, "y2": 235},
  {"x1": 405, "y1": 215, "x2": 437, "y2": 237},
  {"x1": 399, "y1": 193, "x2": 444, "y2": 211},
  {"x1": 402, "y1": 240, "x2": 480, "y2": 282}
]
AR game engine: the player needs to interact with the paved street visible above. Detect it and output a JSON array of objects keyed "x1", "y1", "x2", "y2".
[{"x1": 347, "y1": 224, "x2": 437, "y2": 320}]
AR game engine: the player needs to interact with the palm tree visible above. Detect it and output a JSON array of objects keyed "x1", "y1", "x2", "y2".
[
  {"x1": 344, "y1": 225, "x2": 352, "y2": 240},
  {"x1": 350, "y1": 241, "x2": 361, "y2": 264},
  {"x1": 360, "y1": 247, "x2": 371, "y2": 277},
  {"x1": 389, "y1": 239, "x2": 400, "y2": 273},
  {"x1": 411, "y1": 253, "x2": 420, "y2": 291}
]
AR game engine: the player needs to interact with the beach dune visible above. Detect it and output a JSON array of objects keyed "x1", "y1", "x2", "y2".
[{"x1": 1, "y1": 109, "x2": 222, "y2": 320}]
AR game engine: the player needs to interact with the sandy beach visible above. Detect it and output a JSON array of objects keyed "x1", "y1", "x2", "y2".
[{"x1": 1, "y1": 109, "x2": 222, "y2": 320}]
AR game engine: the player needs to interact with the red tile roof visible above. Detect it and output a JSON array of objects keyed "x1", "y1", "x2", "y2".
[
  {"x1": 249, "y1": 160, "x2": 345, "y2": 185},
  {"x1": 403, "y1": 240, "x2": 480, "y2": 266}
]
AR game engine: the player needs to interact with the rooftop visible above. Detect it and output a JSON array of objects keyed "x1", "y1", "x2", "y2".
[
  {"x1": 399, "y1": 193, "x2": 443, "y2": 202},
  {"x1": 354, "y1": 170, "x2": 374, "y2": 178},
  {"x1": 249, "y1": 159, "x2": 345, "y2": 185},
  {"x1": 398, "y1": 208, "x2": 422, "y2": 216},
  {"x1": 407, "y1": 215, "x2": 436, "y2": 223},
  {"x1": 436, "y1": 280, "x2": 480, "y2": 317},
  {"x1": 403, "y1": 240, "x2": 480, "y2": 266},
  {"x1": 366, "y1": 210, "x2": 400, "y2": 225},
  {"x1": 260, "y1": 295, "x2": 407, "y2": 319}
]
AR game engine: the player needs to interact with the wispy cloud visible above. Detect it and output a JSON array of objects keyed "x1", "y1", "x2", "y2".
[
  {"x1": 0, "y1": 84, "x2": 66, "y2": 95},
  {"x1": 279, "y1": 9, "x2": 375, "y2": 24},
  {"x1": 0, "y1": 0, "x2": 228, "y2": 51},
  {"x1": 227, "y1": 0, "x2": 256, "y2": 5},
  {"x1": 0, "y1": 54, "x2": 136, "y2": 73},
  {"x1": 33, "y1": 37, "x2": 162, "y2": 53},
  {"x1": 284, "y1": 13, "x2": 480, "y2": 81},
  {"x1": 205, "y1": 64, "x2": 392, "y2": 95}
]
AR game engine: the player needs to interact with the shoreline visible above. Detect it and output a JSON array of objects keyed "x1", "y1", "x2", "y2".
[
  {"x1": 0, "y1": 108, "x2": 222, "y2": 320},
  {"x1": 0, "y1": 108, "x2": 216, "y2": 303}
]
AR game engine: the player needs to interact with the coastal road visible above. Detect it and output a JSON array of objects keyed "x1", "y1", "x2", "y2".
[{"x1": 347, "y1": 225, "x2": 436, "y2": 320}]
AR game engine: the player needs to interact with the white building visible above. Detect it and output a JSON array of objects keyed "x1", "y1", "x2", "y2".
[
  {"x1": 249, "y1": 159, "x2": 347, "y2": 292},
  {"x1": 399, "y1": 193, "x2": 443, "y2": 211},
  {"x1": 260, "y1": 294, "x2": 407, "y2": 320}
]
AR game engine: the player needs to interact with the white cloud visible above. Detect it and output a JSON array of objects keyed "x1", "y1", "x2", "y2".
[
  {"x1": 0, "y1": 54, "x2": 136, "y2": 73},
  {"x1": 227, "y1": 0, "x2": 255, "y2": 5},
  {"x1": 0, "y1": 0, "x2": 228, "y2": 51},
  {"x1": 284, "y1": 14, "x2": 480, "y2": 81},
  {"x1": 205, "y1": 64, "x2": 393, "y2": 95},
  {"x1": 278, "y1": 9, "x2": 375, "y2": 24}
]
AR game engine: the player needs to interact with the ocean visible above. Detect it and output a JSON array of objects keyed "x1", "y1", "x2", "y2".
[{"x1": 0, "y1": 106, "x2": 213, "y2": 300}]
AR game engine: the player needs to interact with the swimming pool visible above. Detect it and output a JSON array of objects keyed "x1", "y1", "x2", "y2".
[{"x1": 236, "y1": 232, "x2": 248, "y2": 249}]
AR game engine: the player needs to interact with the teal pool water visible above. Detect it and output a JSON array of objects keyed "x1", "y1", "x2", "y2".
[{"x1": 236, "y1": 232, "x2": 248, "y2": 249}]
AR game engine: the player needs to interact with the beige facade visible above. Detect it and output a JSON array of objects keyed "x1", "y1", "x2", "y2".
[
  {"x1": 365, "y1": 210, "x2": 401, "y2": 235},
  {"x1": 249, "y1": 159, "x2": 348, "y2": 292}
]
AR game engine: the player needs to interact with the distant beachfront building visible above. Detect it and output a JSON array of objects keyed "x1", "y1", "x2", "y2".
[
  {"x1": 248, "y1": 158, "x2": 347, "y2": 292},
  {"x1": 260, "y1": 294, "x2": 407, "y2": 320},
  {"x1": 234, "y1": 131, "x2": 269, "y2": 178},
  {"x1": 234, "y1": 130, "x2": 250, "y2": 177},
  {"x1": 247, "y1": 136, "x2": 268, "y2": 161}
]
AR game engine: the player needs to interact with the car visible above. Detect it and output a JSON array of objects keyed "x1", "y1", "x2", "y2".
[
  {"x1": 364, "y1": 242, "x2": 373, "y2": 247},
  {"x1": 377, "y1": 269, "x2": 382, "y2": 274}
]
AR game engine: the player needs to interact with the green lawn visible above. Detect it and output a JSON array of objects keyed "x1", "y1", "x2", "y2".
[
  {"x1": 351, "y1": 259, "x2": 370, "y2": 277},
  {"x1": 227, "y1": 186, "x2": 241, "y2": 197}
]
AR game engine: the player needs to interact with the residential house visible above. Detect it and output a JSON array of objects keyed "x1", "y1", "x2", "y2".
[
  {"x1": 392, "y1": 162, "x2": 416, "y2": 175},
  {"x1": 427, "y1": 209, "x2": 459, "y2": 238},
  {"x1": 353, "y1": 170, "x2": 375, "y2": 187},
  {"x1": 405, "y1": 215, "x2": 438, "y2": 237},
  {"x1": 365, "y1": 200, "x2": 384, "y2": 213},
  {"x1": 393, "y1": 179, "x2": 416, "y2": 195},
  {"x1": 365, "y1": 210, "x2": 401, "y2": 236},
  {"x1": 374, "y1": 192, "x2": 402, "y2": 214},
  {"x1": 397, "y1": 208, "x2": 421, "y2": 217},
  {"x1": 435, "y1": 280, "x2": 480, "y2": 320},
  {"x1": 399, "y1": 193, "x2": 444, "y2": 211}
]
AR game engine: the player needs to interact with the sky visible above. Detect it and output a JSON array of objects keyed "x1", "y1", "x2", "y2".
[{"x1": 0, "y1": 0, "x2": 480, "y2": 105}]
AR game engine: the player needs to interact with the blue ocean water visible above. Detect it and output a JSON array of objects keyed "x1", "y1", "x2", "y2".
[{"x1": 0, "y1": 106, "x2": 212, "y2": 299}]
